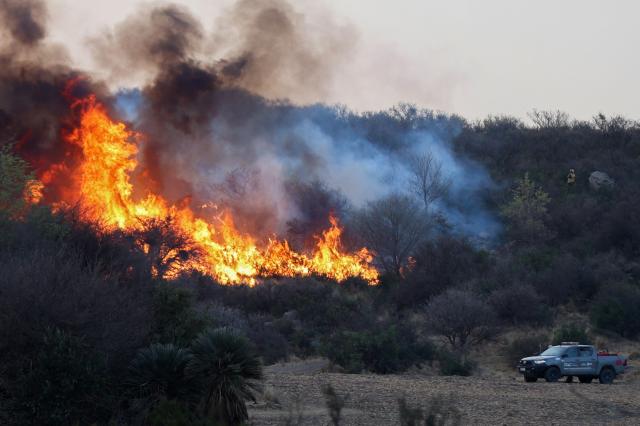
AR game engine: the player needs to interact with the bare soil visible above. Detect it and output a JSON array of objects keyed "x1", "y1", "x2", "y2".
[{"x1": 249, "y1": 360, "x2": 640, "y2": 425}]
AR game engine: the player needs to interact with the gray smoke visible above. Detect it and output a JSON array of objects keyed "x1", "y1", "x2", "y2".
[{"x1": 1, "y1": 0, "x2": 500, "y2": 248}]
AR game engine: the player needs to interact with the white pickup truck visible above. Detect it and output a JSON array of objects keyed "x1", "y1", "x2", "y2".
[{"x1": 517, "y1": 342, "x2": 627, "y2": 384}]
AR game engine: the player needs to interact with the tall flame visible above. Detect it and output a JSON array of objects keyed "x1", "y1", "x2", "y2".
[{"x1": 50, "y1": 95, "x2": 378, "y2": 285}]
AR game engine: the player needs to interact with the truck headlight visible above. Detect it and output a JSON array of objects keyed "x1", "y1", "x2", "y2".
[{"x1": 533, "y1": 360, "x2": 546, "y2": 364}]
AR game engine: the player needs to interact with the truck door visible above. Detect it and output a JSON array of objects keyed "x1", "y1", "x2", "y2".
[
  {"x1": 562, "y1": 347, "x2": 580, "y2": 374},
  {"x1": 576, "y1": 346, "x2": 596, "y2": 374}
]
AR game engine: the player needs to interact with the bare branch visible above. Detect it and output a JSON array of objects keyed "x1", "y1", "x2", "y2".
[{"x1": 409, "y1": 152, "x2": 451, "y2": 210}]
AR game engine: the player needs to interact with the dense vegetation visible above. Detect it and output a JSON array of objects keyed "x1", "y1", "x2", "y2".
[{"x1": 1, "y1": 110, "x2": 639, "y2": 424}]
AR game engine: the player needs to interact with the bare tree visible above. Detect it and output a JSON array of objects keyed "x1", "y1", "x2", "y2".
[
  {"x1": 131, "y1": 216, "x2": 201, "y2": 278},
  {"x1": 352, "y1": 193, "x2": 430, "y2": 276},
  {"x1": 408, "y1": 152, "x2": 451, "y2": 211},
  {"x1": 528, "y1": 110, "x2": 570, "y2": 129},
  {"x1": 426, "y1": 289, "x2": 496, "y2": 351}
]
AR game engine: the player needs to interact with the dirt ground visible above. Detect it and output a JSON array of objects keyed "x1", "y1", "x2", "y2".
[{"x1": 248, "y1": 359, "x2": 640, "y2": 425}]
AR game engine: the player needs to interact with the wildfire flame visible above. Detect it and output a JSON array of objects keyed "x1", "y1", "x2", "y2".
[{"x1": 41, "y1": 95, "x2": 378, "y2": 285}]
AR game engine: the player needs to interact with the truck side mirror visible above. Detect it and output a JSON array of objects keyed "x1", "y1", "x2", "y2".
[{"x1": 561, "y1": 354, "x2": 568, "y2": 359}]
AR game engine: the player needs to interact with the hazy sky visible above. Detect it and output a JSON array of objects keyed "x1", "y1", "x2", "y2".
[{"x1": 47, "y1": 0, "x2": 640, "y2": 120}]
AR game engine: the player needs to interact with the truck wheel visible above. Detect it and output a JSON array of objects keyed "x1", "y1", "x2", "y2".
[
  {"x1": 544, "y1": 367, "x2": 561, "y2": 382},
  {"x1": 578, "y1": 376, "x2": 593, "y2": 383},
  {"x1": 524, "y1": 375, "x2": 537, "y2": 383},
  {"x1": 599, "y1": 368, "x2": 615, "y2": 384}
]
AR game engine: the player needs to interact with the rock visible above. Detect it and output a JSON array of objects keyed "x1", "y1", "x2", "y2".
[{"x1": 589, "y1": 171, "x2": 615, "y2": 191}]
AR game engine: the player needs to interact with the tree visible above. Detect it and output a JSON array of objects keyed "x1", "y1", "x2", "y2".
[
  {"x1": 426, "y1": 289, "x2": 496, "y2": 351},
  {"x1": 528, "y1": 110, "x2": 570, "y2": 129},
  {"x1": 408, "y1": 151, "x2": 451, "y2": 210},
  {"x1": 501, "y1": 173, "x2": 552, "y2": 245},
  {"x1": 187, "y1": 328, "x2": 263, "y2": 425},
  {"x1": 352, "y1": 194, "x2": 430, "y2": 276}
]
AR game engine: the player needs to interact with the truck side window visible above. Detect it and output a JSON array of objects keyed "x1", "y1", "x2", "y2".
[
  {"x1": 566, "y1": 348, "x2": 579, "y2": 357},
  {"x1": 579, "y1": 347, "x2": 593, "y2": 357}
]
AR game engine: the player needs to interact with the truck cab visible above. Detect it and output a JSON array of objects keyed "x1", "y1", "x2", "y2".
[{"x1": 518, "y1": 342, "x2": 626, "y2": 384}]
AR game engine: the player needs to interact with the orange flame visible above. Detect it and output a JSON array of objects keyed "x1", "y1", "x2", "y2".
[{"x1": 51, "y1": 95, "x2": 378, "y2": 285}]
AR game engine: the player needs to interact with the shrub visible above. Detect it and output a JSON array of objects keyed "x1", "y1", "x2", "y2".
[
  {"x1": 187, "y1": 328, "x2": 263, "y2": 425},
  {"x1": 551, "y1": 323, "x2": 590, "y2": 345},
  {"x1": 398, "y1": 395, "x2": 462, "y2": 426},
  {"x1": 145, "y1": 400, "x2": 203, "y2": 426},
  {"x1": 245, "y1": 315, "x2": 290, "y2": 365},
  {"x1": 151, "y1": 284, "x2": 208, "y2": 346},
  {"x1": 322, "y1": 384, "x2": 348, "y2": 426},
  {"x1": 11, "y1": 328, "x2": 109, "y2": 425},
  {"x1": 426, "y1": 289, "x2": 496, "y2": 351},
  {"x1": 128, "y1": 344, "x2": 198, "y2": 403},
  {"x1": 502, "y1": 333, "x2": 548, "y2": 367},
  {"x1": 590, "y1": 283, "x2": 640, "y2": 338},
  {"x1": 0, "y1": 245, "x2": 152, "y2": 373},
  {"x1": 321, "y1": 326, "x2": 434, "y2": 374},
  {"x1": 436, "y1": 350, "x2": 475, "y2": 376},
  {"x1": 489, "y1": 284, "x2": 549, "y2": 325},
  {"x1": 402, "y1": 236, "x2": 489, "y2": 308}
]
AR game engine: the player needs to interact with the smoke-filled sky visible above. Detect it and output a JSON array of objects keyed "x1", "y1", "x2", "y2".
[{"x1": 47, "y1": 0, "x2": 640, "y2": 121}]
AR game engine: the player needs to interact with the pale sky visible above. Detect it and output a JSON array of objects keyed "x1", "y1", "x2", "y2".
[{"x1": 47, "y1": 0, "x2": 640, "y2": 121}]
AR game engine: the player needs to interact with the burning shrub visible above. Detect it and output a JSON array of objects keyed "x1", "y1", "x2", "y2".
[{"x1": 0, "y1": 144, "x2": 40, "y2": 219}]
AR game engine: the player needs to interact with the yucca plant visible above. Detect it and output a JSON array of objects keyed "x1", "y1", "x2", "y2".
[
  {"x1": 187, "y1": 327, "x2": 263, "y2": 425},
  {"x1": 128, "y1": 343, "x2": 198, "y2": 403}
]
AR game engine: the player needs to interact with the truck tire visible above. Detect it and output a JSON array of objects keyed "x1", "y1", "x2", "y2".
[
  {"x1": 599, "y1": 367, "x2": 615, "y2": 384},
  {"x1": 544, "y1": 367, "x2": 561, "y2": 382},
  {"x1": 578, "y1": 376, "x2": 593, "y2": 383},
  {"x1": 524, "y1": 375, "x2": 537, "y2": 382}
]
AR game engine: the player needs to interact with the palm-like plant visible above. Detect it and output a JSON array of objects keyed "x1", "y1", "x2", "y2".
[
  {"x1": 187, "y1": 327, "x2": 263, "y2": 425},
  {"x1": 128, "y1": 343, "x2": 198, "y2": 403}
]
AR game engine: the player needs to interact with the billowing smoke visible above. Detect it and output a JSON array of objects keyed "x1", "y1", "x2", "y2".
[{"x1": 0, "y1": 0, "x2": 499, "y2": 250}]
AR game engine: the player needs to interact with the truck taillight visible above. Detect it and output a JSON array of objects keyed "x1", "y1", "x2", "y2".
[{"x1": 615, "y1": 359, "x2": 623, "y2": 366}]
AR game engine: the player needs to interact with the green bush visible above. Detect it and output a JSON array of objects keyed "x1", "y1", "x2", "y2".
[
  {"x1": 152, "y1": 284, "x2": 208, "y2": 346},
  {"x1": 551, "y1": 323, "x2": 590, "y2": 345},
  {"x1": 590, "y1": 283, "x2": 640, "y2": 338},
  {"x1": 146, "y1": 400, "x2": 211, "y2": 426},
  {"x1": 436, "y1": 350, "x2": 474, "y2": 376},
  {"x1": 322, "y1": 326, "x2": 435, "y2": 374},
  {"x1": 12, "y1": 328, "x2": 109, "y2": 425}
]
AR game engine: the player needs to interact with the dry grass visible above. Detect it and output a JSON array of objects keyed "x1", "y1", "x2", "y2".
[{"x1": 249, "y1": 335, "x2": 640, "y2": 425}]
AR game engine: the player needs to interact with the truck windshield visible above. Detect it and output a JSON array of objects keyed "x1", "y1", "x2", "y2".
[{"x1": 540, "y1": 347, "x2": 566, "y2": 356}]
